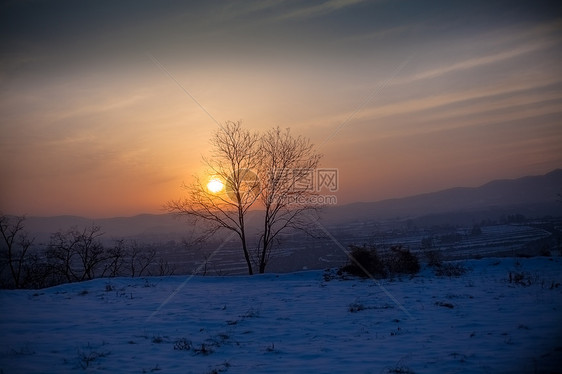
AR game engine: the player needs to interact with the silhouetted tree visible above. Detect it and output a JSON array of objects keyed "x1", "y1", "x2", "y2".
[
  {"x1": 156, "y1": 257, "x2": 176, "y2": 276},
  {"x1": 0, "y1": 214, "x2": 35, "y2": 288},
  {"x1": 103, "y1": 239, "x2": 128, "y2": 277},
  {"x1": 127, "y1": 240, "x2": 156, "y2": 277},
  {"x1": 46, "y1": 225, "x2": 105, "y2": 282},
  {"x1": 167, "y1": 121, "x2": 261, "y2": 275},
  {"x1": 255, "y1": 127, "x2": 321, "y2": 273},
  {"x1": 167, "y1": 122, "x2": 322, "y2": 275}
]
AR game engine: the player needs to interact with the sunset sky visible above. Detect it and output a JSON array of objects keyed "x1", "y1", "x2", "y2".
[{"x1": 1, "y1": 0, "x2": 561, "y2": 218}]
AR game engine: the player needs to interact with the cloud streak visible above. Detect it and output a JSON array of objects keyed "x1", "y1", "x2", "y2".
[
  {"x1": 278, "y1": 0, "x2": 367, "y2": 20},
  {"x1": 395, "y1": 38, "x2": 560, "y2": 85}
]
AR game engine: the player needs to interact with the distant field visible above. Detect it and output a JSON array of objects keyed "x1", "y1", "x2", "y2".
[{"x1": 183, "y1": 222, "x2": 559, "y2": 275}]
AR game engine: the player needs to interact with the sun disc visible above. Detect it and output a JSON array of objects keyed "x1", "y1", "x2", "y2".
[{"x1": 207, "y1": 178, "x2": 224, "y2": 193}]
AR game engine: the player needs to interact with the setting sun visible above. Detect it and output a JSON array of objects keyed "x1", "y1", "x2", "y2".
[{"x1": 207, "y1": 177, "x2": 225, "y2": 194}]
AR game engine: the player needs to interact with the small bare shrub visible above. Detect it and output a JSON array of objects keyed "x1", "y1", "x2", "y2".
[
  {"x1": 207, "y1": 361, "x2": 231, "y2": 374},
  {"x1": 193, "y1": 343, "x2": 213, "y2": 355},
  {"x1": 76, "y1": 347, "x2": 110, "y2": 370},
  {"x1": 152, "y1": 335, "x2": 164, "y2": 344},
  {"x1": 435, "y1": 301, "x2": 454, "y2": 309},
  {"x1": 173, "y1": 338, "x2": 192, "y2": 351},
  {"x1": 508, "y1": 271, "x2": 537, "y2": 286},
  {"x1": 433, "y1": 262, "x2": 468, "y2": 277},
  {"x1": 240, "y1": 307, "x2": 260, "y2": 319},
  {"x1": 142, "y1": 364, "x2": 161, "y2": 373},
  {"x1": 385, "y1": 366, "x2": 415, "y2": 374},
  {"x1": 348, "y1": 302, "x2": 366, "y2": 313}
]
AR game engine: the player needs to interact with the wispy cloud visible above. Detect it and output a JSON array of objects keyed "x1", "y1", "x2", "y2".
[
  {"x1": 278, "y1": 0, "x2": 367, "y2": 20},
  {"x1": 365, "y1": 78, "x2": 562, "y2": 122},
  {"x1": 300, "y1": 73, "x2": 562, "y2": 140},
  {"x1": 391, "y1": 18, "x2": 562, "y2": 86},
  {"x1": 395, "y1": 38, "x2": 559, "y2": 85},
  {"x1": 337, "y1": 23, "x2": 425, "y2": 43},
  {"x1": 385, "y1": 97, "x2": 562, "y2": 141},
  {"x1": 219, "y1": 0, "x2": 287, "y2": 19},
  {"x1": 50, "y1": 94, "x2": 148, "y2": 123}
]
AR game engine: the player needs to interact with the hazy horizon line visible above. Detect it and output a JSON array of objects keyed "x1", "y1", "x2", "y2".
[{"x1": 6, "y1": 167, "x2": 559, "y2": 220}]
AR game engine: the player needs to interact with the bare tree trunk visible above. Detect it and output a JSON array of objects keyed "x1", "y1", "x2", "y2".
[
  {"x1": 166, "y1": 121, "x2": 260, "y2": 276},
  {"x1": 258, "y1": 208, "x2": 271, "y2": 274},
  {"x1": 238, "y1": 202, "x2": 253, "y2": 275}
]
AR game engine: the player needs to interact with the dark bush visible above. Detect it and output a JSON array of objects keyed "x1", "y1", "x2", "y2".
[
  {"x1": 387, "y1": 246, "x2": 420, "y2": 275},
  {"x1": 340, "y1": 245, "x2": 420, "y2": 278},
  {"x1": 341, "y1": 245, "x2": 386, "y2": 278},
  {"x1": 424, "y1": 249, "x2": 443, "y2": 268}
]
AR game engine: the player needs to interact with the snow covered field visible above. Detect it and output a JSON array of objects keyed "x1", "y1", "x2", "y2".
[{"x1": 1, "y1": 257, "x2": 561, "y2": 373}]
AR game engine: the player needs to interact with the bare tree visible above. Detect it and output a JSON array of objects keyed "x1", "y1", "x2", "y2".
[
  {"x1": 46, "y1": 225, "x2": 106, "y2": 282},
  {"x1": 167, "y1": 121, "x2": 261, "y2": 275},
  {"x1": 255, "y1": 127, "x2": 322, "y2": 273},
  {"x1": 128, "y1": 240, "x2": 156, "y2": 277},
  {"x1": 21, "y1": 252, "x2": 51, "y2": 289},
  {"x1": 46, "y1": 229, "x2": 78, "y2": 283},
  {"x1": 156, "y1": 257, "x2": 176, "y2": 276},
  {"x1": 0, "y1": 214, "x2": 35, "y2": 288},
  {"x1": 102, "y1": 239, "x2": 128, "y2": 277},
  {"x1": 75, "y1": 225, "x2": 105, "y2": 280},
  {"x1": 168, "y1": 122, "x2": 322, "y2": 275}
]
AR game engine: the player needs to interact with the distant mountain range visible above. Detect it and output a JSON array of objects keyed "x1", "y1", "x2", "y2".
[
  {"x1": 23, "y1": 169, "x2": 562, "y2": 242},
  {"x1": 320, "y1": 168, "x2": 562, "y2": 226}
]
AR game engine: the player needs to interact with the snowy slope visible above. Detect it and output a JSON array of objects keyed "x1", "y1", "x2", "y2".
[{"x1": 1, "y1": 257, "x2": 561, "y2": 373}]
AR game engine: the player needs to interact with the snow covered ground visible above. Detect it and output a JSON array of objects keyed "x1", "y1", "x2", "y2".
[{"x1": 1, "y1": 257, "x2": 561, "y2": 373}]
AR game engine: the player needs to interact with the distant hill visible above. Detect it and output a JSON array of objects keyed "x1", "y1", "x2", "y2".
[
  {"x1": 320, "y1": 169, "x2": 562, "y2": 226},
  {"x1": 23, "y1": 169, "x2": 562, "y2": 241}
]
